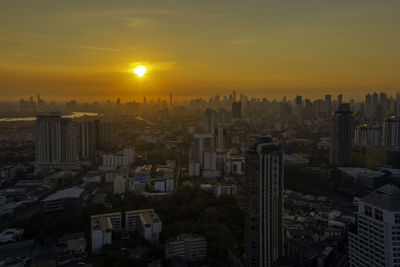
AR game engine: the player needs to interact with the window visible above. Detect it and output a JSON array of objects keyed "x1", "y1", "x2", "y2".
[
  {"x1": 396, "y1": 214, "x2": 400, "y2": 224},
  {"x1": 375, "y1": 209, "x2": 383, "y2": 221},
  {"x1": 365, "y1": 205, "x2": 373, "y2": 217}
]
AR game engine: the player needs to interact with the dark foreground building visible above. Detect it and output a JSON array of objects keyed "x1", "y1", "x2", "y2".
[{"x1": 245, "y1": 137, "x2": 284, "y2": 267}]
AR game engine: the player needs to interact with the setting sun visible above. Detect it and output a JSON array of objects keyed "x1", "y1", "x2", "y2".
[{"x1": 133, "y1": 66, "x2": 147, "y2": 78}]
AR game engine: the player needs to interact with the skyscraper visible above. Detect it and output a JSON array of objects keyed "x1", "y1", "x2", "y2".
[
  {"x1": 79, "y1": 119, "x2": 96, "y2": 159},
  {"x1": 232, "y1": 101, "x2": 242, "y2": 119},
  {"x1": 35, "y1": 112, "x2": 79, "y2": 170},
  {"x1": 324, "y1": 94, "x2": 331, "y2": 117},
  {"x1": 330, "y1": 103, "x2": 353, "y2": 166},
  {"x1": 245, "y1": 137, "x2": 284, "y2": 267},
  {"x1": 383, "y1": 116, "x2": 400, "y2": 148},
  {"x1": 204, "y1": 108, "x2": 216, "y2": 133},
  {"x1": 337, "y1": 94, "x2": 343, "y2": 106},
  {"x1": 295, "y1": 96, "x2": 302, "y2": 121},
  {"x1": 213, "y1": 124, "x2": 227, "y2": 152},
  {"x1": 349, "y1": 184, "x2": 400, "y2": 267},
  {"x1": 96, "y1": 120, "x2": 114, "y2": 149},
  {"x1": 190, "y1": 133, "x2": 212, "y2": 168},
  {"x1": 354, "y1": 124, "x2": 381, "y2": 146}
]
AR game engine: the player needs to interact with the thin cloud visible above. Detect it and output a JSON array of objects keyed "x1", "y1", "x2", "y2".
[
  {"x1": 0, "y1": 31, "x2": 117, "y2": 52},
  {"x1": 125, "y1": 17, "x2": 158, "y2": 30},
  {"x1": 230, "y1": 38, "x2": 256, "y2": 46}
]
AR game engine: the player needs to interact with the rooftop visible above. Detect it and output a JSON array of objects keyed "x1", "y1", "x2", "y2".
[
  {"x1": 42, "y1": 188, "x2": 83, "y2": 202},
  {"x1": 361, "y1": 184, "x2": 400, "y2": 211}
]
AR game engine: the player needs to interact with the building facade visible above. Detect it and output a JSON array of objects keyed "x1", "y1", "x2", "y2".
[
  {"x1": 244, "y1": 137, "x2": 284, "y2": 267},
  {"x1": 35, "y1": 113, "x2": 79, "y2": 170},
  {"x1": 330, "y1": 104, "x2": 354, "y2": 166},
  {"x1": 383, "y1": 116, "x2": 400, "y2": 148},
  {"x1": 166, "y1": 234, "x2": 207, "y2": 262},
  {"x1": 349, "y1": 184, "x2": 400, "y2": 266}
]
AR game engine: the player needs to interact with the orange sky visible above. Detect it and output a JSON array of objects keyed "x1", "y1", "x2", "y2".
[{"x1": 1, "y1": 0, "x2": 400, "y2": 101}]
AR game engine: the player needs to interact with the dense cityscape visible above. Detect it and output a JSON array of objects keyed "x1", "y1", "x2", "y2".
[{"x1": 0, "y1": 90, "x2": 399, "y2": 266}]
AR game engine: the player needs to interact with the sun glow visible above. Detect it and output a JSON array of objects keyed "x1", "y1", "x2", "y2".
[{"x1": 133, "y1": 66, "x2": 147, "y2": 77}]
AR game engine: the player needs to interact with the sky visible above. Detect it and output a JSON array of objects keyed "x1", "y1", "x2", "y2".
[{"x1": 0, "y1": 0, "x2": 399, "y2": 102}]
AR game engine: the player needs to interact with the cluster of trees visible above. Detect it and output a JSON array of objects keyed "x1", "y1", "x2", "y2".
[{"x1": 16, "y1": 185, "x2": 244, "y2": 264}]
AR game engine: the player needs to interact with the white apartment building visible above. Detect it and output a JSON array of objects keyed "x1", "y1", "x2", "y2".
[
  {"x1": 166, "y1": 234, "x2": 207, "y2": 262},
  {"x1": 91, "y1": 212, "x2": 122, "y2": 232},
  {"x1": 102, "y1": 147, "x2": 135, "y2": 168},
  {"x1": 125, "y1": 209, "x2": 162, "y2": 243},
  {"x1": 349, "y1": 184, "x2": 400, "y2": 266},
  {"x1": 91, "y1": 217, "x2": 112, "y2": 254},
  {"x1": 213, "y1": 184, "x2": 237, "y2": 198}
]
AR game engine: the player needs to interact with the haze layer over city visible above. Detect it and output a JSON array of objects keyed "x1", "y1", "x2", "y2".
[{"x1": 1, "y1": 1, "x2": 400, "y2": 267}]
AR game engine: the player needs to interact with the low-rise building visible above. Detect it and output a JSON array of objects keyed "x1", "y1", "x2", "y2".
[
  {"x1": 166, "y1": 234, "x2": 207, "y2": 263},
  {"x1": 91, "y1": 212, "x2": 122, "y2": 232},
  {"x1": 91, "y1": 217, "x2": 112, "y2": 254},
  {"x1": 125, "y1": 209, "x2": 162, "y2": 243},
  {"x1": 213, "y1": 184, "x2": 237, "y2": 197},
  {"x1": 41, "y1": 188, "x2": 83, "y2": 213}
]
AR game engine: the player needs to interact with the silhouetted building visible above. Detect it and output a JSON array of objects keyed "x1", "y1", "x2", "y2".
[
  {"x1": 78, "y1": 120, "x2": 96, "y2": 159},
  {"x1": 245, "y1": 137, "x2": 284, "y2": 267},
  {"x1": 95, "y1": 120, "x2": 114, "y2": 149},
  {"x1": 354, "y1": 124, "x2": 381, "y2": 146},
  {"x1": 35, "y1": 113, "x2": 79, "y2": 170},
  {"x1": 190, "y1": 133, "x2": 212, "y2": 168},
  {"x1": 383, "y1": 117, "x2": 400, "y2": 148},
  {"x1": 330, "y1": 104, "x2": 353, "y2": 166},
  {"x1": 204, "y1": 108, "x2": 216, "y2": 133},
  {"x1": 232, "y1": 101, "x2": 242, "y2": 119},
  {"x1": 213, "y1": 124, "x2": 227, "y2": 152}
]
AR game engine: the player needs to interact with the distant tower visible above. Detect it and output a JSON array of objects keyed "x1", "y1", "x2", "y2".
[
  {"x1": 213, "y1": 124, "x2": 227, "y2": 152},
  {"x1": 325, "y1": 94, "x2": 332, "y2": 117},
  {"x1": 143, "y1": 96, "x2": 146, "y2": 105},
  {"x1": 78, "y1": 120, "x2": 96, "y2": 159},
  {"x1": 189, "y1": 133, "x2": 212, "y2": 168},
  {"x1": 233, "y1": 90, "x2": 237, "y2": 102},
  {"x1": 204, "y1": 108, "x2": 216, "y2": 133},
  {"x1": 383, "y1": 116, "x2": 400, "y2": 148},
  {"x1": 232, "y1": 101, "x2": 242, "y2": 119},
  {"x1": 295, "y1": 95, "x2": 303, "y2": 121},
  {"x1": 337, "y1": 94, "x2": 343, "y2": 106},
  {"x1": 245, "y1": 137, "x2": 284, "y2": 267},
  {"x1": 170, "y1": 93, "x2": 173, "y2": 106},
  {"x1": 35, "y1": 113, "x2": 79, "y2": 170},
  {"x1": 330, "y1": 103, "x2": 353, "y2": 166}
]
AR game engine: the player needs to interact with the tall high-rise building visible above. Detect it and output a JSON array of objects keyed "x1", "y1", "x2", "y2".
[
  {"x1": 303, "y1": 99, "x2": 313, "y2": 120},
  {"x1": 337, "y1": 94, "x2": 343, "y2": 106},
  {"x1": 325, "y1": 94, "x2": 332, "y2": 117},
  {"x1": 295, "y1": 96, "x2": 302, "y2": 121},
  {"x1": 245, "y1": 137, "x2": 284, "y2": 267},
  {"x1": 349, "y1": 184, "x2": 400, "y2": 267},
  {"x1": 78, "y1": 120, "x2": 96, "y2": 159},
  {"x1": 35, "y1": 112, "x2": 79, "y2": 170},
  {"x1": 190, "y1": 133, "x2": 212, "y2": 167},
  {"x1": 354, "y1": 124, "x2": 381, "y2": 146},
  {"x1": 96, "y1": 120, "x2": 114, "y2": 149},
  {"x1": 232, "y1": 101, "x2": 242, "y2": 119},
  {"x1": 330, "y1": 103, "x2": 353, "y2": 166},
  {"x1": 383, "y1": 116, "x2": 400, "y2": 148},
  {"x1": 204, "y1": 108, "x2": 216, "y2": 133},
  {"x1": 213, "y1": 124, "x2": 227, "y2": 152}
]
